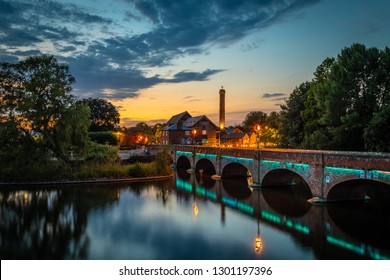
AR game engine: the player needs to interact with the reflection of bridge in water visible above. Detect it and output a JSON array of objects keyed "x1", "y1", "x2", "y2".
[{"x1": 174, "y1": 170, "x2": 390, "y2": 260}]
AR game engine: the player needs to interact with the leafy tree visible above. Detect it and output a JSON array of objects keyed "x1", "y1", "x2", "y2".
[
  {"x1": 363, "y1": 104, "x2": 390, "y2": 152},
  {"x1": 241, "y1": 111, "x2": 267, "y2": 132},
  {"x1": 279, "y1": 82, "x2": 311, "y2": 148},
  {"x1": 280, "y1": 44, "x2": 390, "y2": 152},
  {"x1": 316, "y1": 44, "x2": 390, "y2": 150},
  {"x1": 81, "y1": 98, "x2": 120, "y2": 131},
  {"x1": 0, "y1": 55, "x2": 90, "y2": 168}
]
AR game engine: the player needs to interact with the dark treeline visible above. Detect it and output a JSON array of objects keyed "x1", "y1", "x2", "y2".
[{"x1": 279, "y1": 43, "x2": 390, "y2": 152}]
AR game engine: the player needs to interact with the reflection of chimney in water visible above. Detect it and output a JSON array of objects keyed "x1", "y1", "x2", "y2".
[{"x1": 219, "y1": 86, "x2": 226, "y2": 131}]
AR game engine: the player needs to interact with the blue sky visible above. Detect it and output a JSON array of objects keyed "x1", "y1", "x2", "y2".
[{"x1": 1, "y1": 0, "x2": 389, "y2": 126}]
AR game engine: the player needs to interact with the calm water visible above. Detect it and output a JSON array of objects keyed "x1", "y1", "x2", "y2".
[{"x1": 1, "y1": 170, "x2": 390, "y2": 260}]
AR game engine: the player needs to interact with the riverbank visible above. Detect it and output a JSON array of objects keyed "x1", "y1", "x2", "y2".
[{"x1": 0, "y1": 174, "x2": 173, "y2": 187}]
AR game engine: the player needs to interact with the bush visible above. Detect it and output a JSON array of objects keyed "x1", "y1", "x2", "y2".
[
  {"x1": 85, "y1": 142, "x2": 120, "y2": 164},
  {"x1": 89, "y1": 131, "x2": 118, "y2": 145},
  {"x1": 125, "y1": 154, "x2": 155, "y2": 164}
]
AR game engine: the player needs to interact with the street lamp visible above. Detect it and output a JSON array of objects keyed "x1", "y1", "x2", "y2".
[
  {"x1": 192, "y1": 129, "x2": 197, "y2": 145},
  {"x1": 254, "y1": 124, "x2": 261, "y2": 149}
]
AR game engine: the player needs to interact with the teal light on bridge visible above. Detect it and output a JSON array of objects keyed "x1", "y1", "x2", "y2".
[
  {"x1": 261, "y1": 210, "x2": 310, "y2": 235},
  {"x1": 175, "y1": 178, "x2": 192, "y2": 192},
  {"x1": 373, "y1": 170, "x2": 390, "y2": 181},
  {"x1": 325, "y1": 166, "x2": 363, "y2": 177},
  {"x1": 326, "y1": 235, "x2": 365, "y2": 256},
  {"x1": 261, "y1": 160, "x2": 310, "y2": 172},
  {"x1": 196, "y1": 153, "x2": 217, "y2": 159},
  {"x1": 196, "y1": 186, "x2": 217, "y2": 201},
  {"x1": 176, "y1": 151, "x2": 193, "y2": 157},
  {"x1": 221, "y1": 156, "x2": 254, "y2": 164}
]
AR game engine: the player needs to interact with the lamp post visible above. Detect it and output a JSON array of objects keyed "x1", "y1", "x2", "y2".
[
  {"x1": 254, "y1": 124, "x2": 261, "y2": 150},
  {"x1": 192, "y1": 129, "x2": 197, "y2": 145}
]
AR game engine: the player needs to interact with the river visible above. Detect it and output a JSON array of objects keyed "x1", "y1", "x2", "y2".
[{"x1": 1, "y1": 169, "x2": 389, "y2": 260}]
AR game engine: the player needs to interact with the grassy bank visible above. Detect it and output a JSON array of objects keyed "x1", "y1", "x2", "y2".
[{"x1": 0, "y1": 149, "x2": 173, "y2": 183}]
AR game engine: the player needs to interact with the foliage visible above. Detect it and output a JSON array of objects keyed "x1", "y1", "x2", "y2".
[
  {"x1": 89, "y1": 131, "x2": 118, "y2": 145},
  {"x1": 279, "y1": 82, "x2": 311, "y2": 148},
  {"x1": 363, "y1": 104, "x2": 390, "y2": 152},
  {"x1": 0, "y1": 55, "x2": 91, "y2": 168},
  {"x1": 85, "y1": 142, "x2": 120, "y2": 164},
  {"x1": 259, "y1": 125, "x2": 282, "y2": 147},
  {"x1": 120, "y1": 122, "x2": 164, "y2": 147},
  {"x1": 279, "y1": 44, "x2": 390, "y2": 151},
  {"x1": 80, "y1": 97, "x2": 120, "y2": 131},
  {"x1": 154, "y1": 147, "x2": 174, "y2": 175},
  {"x1": 241, "y1": 111, "x2": 267, "y2": 132},
  {"x1": 125, "y1": 154, "x2": 155, "y2": 164}
]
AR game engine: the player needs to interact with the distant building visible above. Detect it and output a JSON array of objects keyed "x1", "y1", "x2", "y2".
[
  {"x1": 160, "y1": 111, "x2": 219, "y2": 145},
  {"x1": 220, "y1": 127, "x2": 257, "y2": 148}
]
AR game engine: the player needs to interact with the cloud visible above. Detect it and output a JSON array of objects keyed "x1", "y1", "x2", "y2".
[
  {"x1": 0, "y1": 0, "x2": 321, "y2": 100},
  {"x1": 262, "y1": 93, "x2": 288, "y2": 98}
]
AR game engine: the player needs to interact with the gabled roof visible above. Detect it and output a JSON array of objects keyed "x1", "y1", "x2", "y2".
[
  {"x1": 221, "y1": 132, "x2": 248, "y2": 140},
  {"x1": 163, "y1": 123, "x2": 191, "y2": 131},
  {"x1": 183, "y1": 115, "x2": 218, "y2": 129},
  {"x1": 225, "y1": 127, "x2": 243, "y2": 134},
  {"x1": 167, "y1": 111, "x2": 192, "y2": 126}
]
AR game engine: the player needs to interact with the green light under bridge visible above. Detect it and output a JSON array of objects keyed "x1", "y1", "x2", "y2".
[
  {"x1": 176, "y1": 151, "x2": 193, "y2": 157},
  {"x1": 175, "y1": 178, "x2": 192, "y2": 192},
  {"x1": 261, "y1": 160, "x2": 310, "y2": 172},
  {"x1": 221, "y1": 156, "x2": 254, "y2": 164},
  {"x1": 261, "y1": 210, "x2": 310, "y2": 235},
  {"x1": 326, "y1": 235, "x2": 364, "y2": 256},
  {"x1": 196, "y1": 186, "x2": 217, "y2": 201},
  {"x1": 221, "y1": 197, "x2": 254, "y2": 215},
  {"x1": 196, "y1": 153, "x2": 217, "y2": 159},
  {"x1": 325, "y1": 166, "x2": 364, "y2": 177}
]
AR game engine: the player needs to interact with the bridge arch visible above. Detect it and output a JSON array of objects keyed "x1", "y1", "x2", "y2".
[
  {"x1": 327, "y1": 179, "x2": 390, "y2": 201},
  {"x1": 262, "y1": 169, "x2": 310, "y2": 189},
  {"x1": 195, "y1": 158, "x2": 216, "y2": 175},
  {"x1": 222, "y1": 162, "x2": 252, "y2": 178},
  {"x1": 176, "y1": 156, "x2": 191, "y2": 170}
]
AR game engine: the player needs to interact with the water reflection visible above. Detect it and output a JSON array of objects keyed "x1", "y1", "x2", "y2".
[
  {"x1": 0, "y1": 185, "x2": 126, "y2": 259},
  {"x1": 0, "y1": 172, "x2": 389, "y2": 260}
]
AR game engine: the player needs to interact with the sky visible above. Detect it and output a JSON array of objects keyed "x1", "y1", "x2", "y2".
[{"x1": 1, "y1": 0, "x2": 389, "y2": 127}]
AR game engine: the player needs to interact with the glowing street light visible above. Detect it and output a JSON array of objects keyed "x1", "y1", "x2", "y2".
[{"x1": 192, "y1": 129, "x2": 197, "y2": 145}]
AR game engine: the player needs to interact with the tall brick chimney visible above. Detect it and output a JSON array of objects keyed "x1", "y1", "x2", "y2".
[{"x1": 219, "y1": 86, "x2": 225, "y2": 131}]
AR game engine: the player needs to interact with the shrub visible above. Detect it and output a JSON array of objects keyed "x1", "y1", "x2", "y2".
[{"x1": 89, "y1": 131, "x2": 118, "y2": 145}]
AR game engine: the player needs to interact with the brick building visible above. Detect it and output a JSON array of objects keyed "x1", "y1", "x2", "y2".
[{"x1": 160, "y1": 111, "x2": 219, "y2": 145}]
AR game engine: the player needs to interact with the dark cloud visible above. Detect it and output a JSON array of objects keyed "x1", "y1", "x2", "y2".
[
  {"x1": 262, "y1": 93, "x2": 288, "y2": 98},
  {"x1": 0, "y1": 0, "x2": 321, "y2": 100},
  {"x1": 171, "y1": 69, "x2": 225, "y2": 83}
]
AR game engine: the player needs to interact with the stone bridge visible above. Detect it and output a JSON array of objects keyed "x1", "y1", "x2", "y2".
[{"x1": 164, "y1": 145, "x2": 390, "y2": 202}]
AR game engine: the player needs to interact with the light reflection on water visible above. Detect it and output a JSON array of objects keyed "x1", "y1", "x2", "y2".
[{"x1": 0, "y1": 171, "x2": 389, "y2": 260}]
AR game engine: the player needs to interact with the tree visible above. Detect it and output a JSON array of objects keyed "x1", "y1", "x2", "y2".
[
  {"x1": 81, "y1": 98, "x2": 120, "y2": 131},
  {"x1": 315, "y1": 44, "x2": 390, "y2": 151},
  {"x1": 279, "y1": 82, "x2": 311, "y2": 148},
  {"x1": 280, "y1": 44, "x2": 390, "y2": 151},
  {"x1": 241, "y1": 111, "x2": 267, "y2": 132},
  {"x1": 363, "y1": 104, "x2": 390, "y2": 152},
  {"x1": 0, "y1": 55, "x2": 91, "y2": 171}
]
